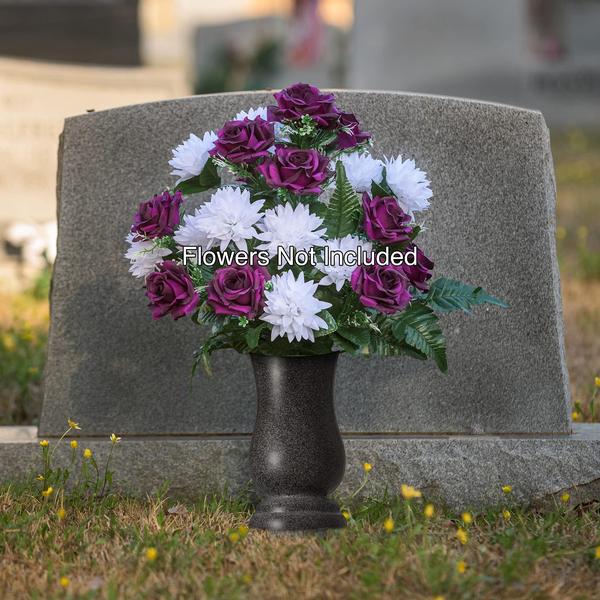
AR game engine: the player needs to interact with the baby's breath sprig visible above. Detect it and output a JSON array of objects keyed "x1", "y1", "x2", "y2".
[{"x1": 297, "y1": 114, "x2": 317, "y2": 137}]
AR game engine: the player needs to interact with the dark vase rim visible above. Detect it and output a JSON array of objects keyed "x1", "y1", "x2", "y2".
[{"x1": 249, "y1": 351, "x2": 341, "y2": 359}]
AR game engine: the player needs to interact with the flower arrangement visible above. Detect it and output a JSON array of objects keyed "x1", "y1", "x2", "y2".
[{"x1": 125, "y1": 83, "x2": 506, "y2": 373}]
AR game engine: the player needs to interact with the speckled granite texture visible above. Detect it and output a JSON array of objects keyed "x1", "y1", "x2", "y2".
[
  {"x1": 249, "y1": 354, "x2": 346, "y2": 531},
  {"x1": 2, "y1": 426, "x2": 600, "y2": 512},
  {"x1": 40, "y1": 91, "x2": 570, "y2": 436}
]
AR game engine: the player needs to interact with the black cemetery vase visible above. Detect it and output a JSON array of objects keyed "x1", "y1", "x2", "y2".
[{"x1": 248, "y1": 352, "x2": 346, "y2": 532}]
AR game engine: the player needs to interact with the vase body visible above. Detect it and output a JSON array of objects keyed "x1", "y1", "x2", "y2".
[{"x1": 249, "y1": 353, "x2": 346, "y2": 532}]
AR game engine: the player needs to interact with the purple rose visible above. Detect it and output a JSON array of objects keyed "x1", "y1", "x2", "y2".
[
  {"x1": 268, "y1": 82, "x2": 340, "y2": 128},
  {"x1": 210, "y1": 117, "x2": 274, "y2": 164},
  {"x1": 207, "y1": 264, "x2": 270, "y2": 319},
  {"x1": 131, "y1": 190, "x2": 182, "y2": 239},
  {"x1": 351, "y1": 264, "x2": 411, "y2": 315},
  {"x1": 401, "y1": 244, "x2": 434, "y2": 292},
  {"x1": 362, "y1": 193, "x2": 413, "y2": 245},
  {"x1": 257, "y1": 147, "x2": 330, "y2": 195},
  {"x1": 336, "y1": 112, "x2": 371, "y2": 149},
  {"x1": 146, "y1": 260, "x2": 199, "y2": 320}
]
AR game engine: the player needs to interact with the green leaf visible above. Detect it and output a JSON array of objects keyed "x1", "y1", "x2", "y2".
[
  {"x1": 245, "y1": 323, "x2": 268, "y2": 350},
  {"x1": 391, "y1": 303, "x2": 447, "y2": 372},
  {"x1": 315, "y1": 310, "x2": 338, "y2": 337},
  {"x1": 323, "y1": 161, "x2": 360, "y2": 238},
  {"x1": 366, "y1": 328, "x2": 427, "y2": 359},
  {"x1": 331, "y1": 332, "x2": 362, "y2": 355},
  {"x1": 426, "y1": 278, "x2": 508, "y2": 313},
  {"x1": 335, "y1": 326, "x2": 371, "y2": 349},
  {"x1": 174, "y1": 158, "x2": 220, "y2": 195},
  {"x1": 370, "y1": 168, "x2": 394, "y2": 198},
  {"x1": 192, "y1": 334, "x2": 232, "y2": 377}
]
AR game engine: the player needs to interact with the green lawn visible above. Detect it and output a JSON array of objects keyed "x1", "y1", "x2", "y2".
[{"x1": 2, "y1": 481, "x2": 600, "y2": 599}]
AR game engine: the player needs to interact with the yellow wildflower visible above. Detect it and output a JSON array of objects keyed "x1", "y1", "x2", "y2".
[
  {"x1": 556, "y1": 226, "x2": 567, "y2": 240},
  {"x1": 502, "y1": 509, "x2": 511, "y2": 521},
  {"x1": 595, "y1": 376, "x2": 600, "y2": 388},
  {"x1": 67, "y1": 419, "x2": 81, "y2": 430},
  {"x1": 401, "y1": 484, "x2": 422, "y2": 500},
  {"x1": 229, "y1": 531, "x2": 240, "y2": 543},
  {"x1": 502, "y1": 485, "x2": 512, "y2": 494},
  {"x1": 36, "y1": 474, "x2": 44, "y2": 481},
  {"x1": 595, "y1": 546, "x2": 600, "y2": 559},
  {"x1": 456, "y1": 560, "x2": 467, "y2": 574},
  {"x1": 83, "y1": 448, "x2": 93, "y2": 459},
  {"x1": 363, "y1": 462, "x2": 372, "y2": 473},
  {"x1": 433, "y1": 596, "x2": 445, "y2": 600},
  {"x1": 560, "y1": 492, "x2": 570, "y2": 504},
  {"x1": 70, "y1": 440, "x2": 78, "y2": 449},
  {"x1": 342, "y1": 510, "x2": 351, "y2": 521},
  {"x1": 1, "y1": 333, "x2": 15, "y2": 351},
  {"x1": 57, "y1": 507, "x2": 66, "y2": 520},
  {"x1": 39, "y1": 440, "x2": 49, "y2": 448},
  {"x1": 424, "y1": 503, "x2": 435, "y2": 518},
  {"x1": 42, "y1": 486, "x2": 54, "y2": 497},
  {"x1": 20, "y1": 328, "x2": 34, "y2": 342},
  {"x1": 572, "y1": 411, "x2": 581, "y2": 422},
  {"x1": 59, "y1": 576, "x2": 70, "y2": 588},
  {"x1": 383, "y1": 517, "x2": 394, "y2": 533},
  {"x1": 461, "y1": 512, "x2": 473, "y2": 525},
  {"x1": 145, "y1": 547, "x2": 158, "y2": 562},
  {"x1": 110, "y1": 433, "x2": 121, "y2": 444},
  {"x1": 456, "y1": 527, "x2": 468, "y2": 545},
  {"x1": 238, "y1": 524, "x2": 249, "y2": 537}
]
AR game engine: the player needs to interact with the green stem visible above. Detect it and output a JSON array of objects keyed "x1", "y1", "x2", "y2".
[
  {"x1": 349, "y1": 473, "x2": 369, "y2": 500},
  {"x1": 49, "y1": 426, "x2": 72, "y2": 461},
  {"x1": 100, "y1": 445, "x2": 115, "y2": 497}
]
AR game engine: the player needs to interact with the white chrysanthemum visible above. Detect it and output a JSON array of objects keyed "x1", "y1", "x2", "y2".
[
  {"x1": 173, "y1": 212, "x2": 210, "y2": 249},
  {"x1": 234, "y1": 106, "x2": 268, "y2": 121},
  {"x1": 317, "y1": 235, "x2": 373, "y2": 291},
  {"x1": 340, "y1": 153, "x2": 384, "y2": 192},
  {"x1": 256, "y1": 203, "x2": 326, "y2": 257},
  {"x1": 169, "y1": 131, "x2": 217, "y2": 185},
  {"x1": 195, "y1": 187, "x2": 264, "y2": 252},
  {"x1": 261, "y1": 271, "x2": 332, "y2": 342},
  {"x1": 384, "y1": 155, "x2": 432, "y2": 215},
  {"x1": 124, "y1": 233, "x2": 170, "y2": 278}
]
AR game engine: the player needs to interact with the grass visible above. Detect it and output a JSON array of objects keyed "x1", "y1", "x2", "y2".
[
  {"x1": 552, "y1": 130, "x2": 600, "y2": 417},
  {"x1": 0, "y1": 270, "x2": 48, "y2": 426},
  {"x1": 1, "y1": 484, "x2": 600, "y2": 599}
]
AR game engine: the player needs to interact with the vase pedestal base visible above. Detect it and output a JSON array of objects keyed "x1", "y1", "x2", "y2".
[{"x1": 249, "y1": 494, "x2": 346, "y2": 532}]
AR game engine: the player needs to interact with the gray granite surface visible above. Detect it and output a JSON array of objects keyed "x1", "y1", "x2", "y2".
[
  {"x1": 40, "y1": 91, "x2": 570, "y2": 436},
  {"x1": 2, "y1": 425, "x2": 600, "y2": 512}
]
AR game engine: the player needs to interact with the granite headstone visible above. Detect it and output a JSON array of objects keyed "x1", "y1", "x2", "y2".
[{"x1": 39, "y1": 91, "x2": 570, "y2": 437}]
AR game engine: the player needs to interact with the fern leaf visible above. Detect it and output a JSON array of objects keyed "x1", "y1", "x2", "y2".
[
  {"x1": 426, "y1": 278, "x2": 508, "y2": 313},
  {"x1": 323, "y1": 161, "x2": 360, "y2": 238},
  {"x1": 392, "y1": 303, "x2": 447, "y2": 372}
]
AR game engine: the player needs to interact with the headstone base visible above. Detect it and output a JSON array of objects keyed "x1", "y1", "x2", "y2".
[{"x1": 2, "y1": 426, "x2": 599, "y2": 512}]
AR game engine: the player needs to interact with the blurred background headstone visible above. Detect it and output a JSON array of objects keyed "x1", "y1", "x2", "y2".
[
  {"x1": 0, "y1": 0, "x2": 141, "y2": 65},
  {"x1": 350, "y1": 0, "x2": 600, "y2": 127}
]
